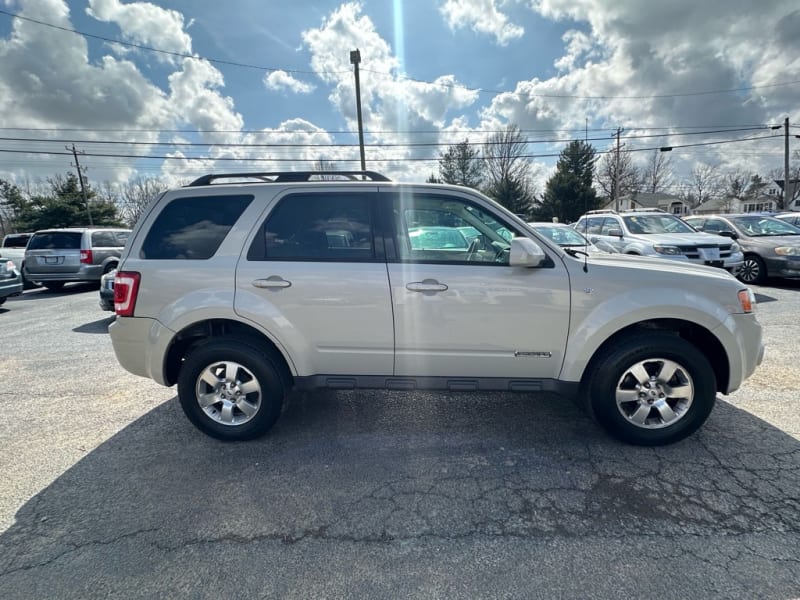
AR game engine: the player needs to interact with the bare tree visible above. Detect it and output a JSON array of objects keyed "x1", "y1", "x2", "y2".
[
  {"x1": 483, "y1": 125, "x2": 535, "y2": 215},
  {"x1": 115, "y1": 177, "x2": 169, "y2": 226},
  {"x1": 313, "y1": 159, "x2": 342, "y2": 180},
  {"x1": 595, "y1": 148, "x2": 639, "y2": 200},
  {"x1": 680, "y1": 164, "x2": 721, "y2": 209},
  {"x1": 641, "y1": 150, "x2": 674, "y2": 194}
]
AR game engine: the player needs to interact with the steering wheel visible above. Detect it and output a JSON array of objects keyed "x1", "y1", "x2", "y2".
[{"x1": 491, "y1": 241, "x2": 510, "y2": 264}]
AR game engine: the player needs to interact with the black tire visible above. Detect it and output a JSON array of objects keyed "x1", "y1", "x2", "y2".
[
  {"x1": 43, "y1": 281, "x2": 65, "y2": 291},
  {"x1": 103, "y1": 262, "x2": 117, "y2": 274},
  {"x1": 582, "y1": 333, "x2": 716, "y2": 446},
  {"x1": 0, "y1": 297, "x2": 6, "y2": 306},
  {"x1": 736, "y1": 255, "x2": 766, "y2": 285},
  {"x1": 177, "y1": 338, "x2": 286, "y2": 441}
]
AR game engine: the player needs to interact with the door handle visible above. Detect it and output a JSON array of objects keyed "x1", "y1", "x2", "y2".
[
  {"x1": 406, "y1": 279, "x2": 448, "y2": 293},
  {"x1": 253, "y1": 276, "x2": 291, "y2": 289}
]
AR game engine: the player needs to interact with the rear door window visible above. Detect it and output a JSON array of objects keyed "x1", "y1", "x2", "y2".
[
  {"x1": 140, "y1": 195, "x2": 253, "y2": 260},
  {"x1": 248, "y1": 192, "x2": 376, "y2": 261}
]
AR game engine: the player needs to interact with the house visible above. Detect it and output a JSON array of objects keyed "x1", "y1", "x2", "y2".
[
  {"x1": 693, "y1": 179, "x2": 799, "y2": 215},
  {"x1": 600, "y1": 192, "x2": 690, "y2": 214}
]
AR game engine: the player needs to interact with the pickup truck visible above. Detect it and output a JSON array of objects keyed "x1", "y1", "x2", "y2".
[{"x1": 0, "y1": 233, "x2": 34, "y2": 288}]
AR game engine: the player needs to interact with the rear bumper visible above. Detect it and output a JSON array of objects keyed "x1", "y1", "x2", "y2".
[
  {"x1": 24, "y1": 264, "x2": 104, "y2": 282},
  {"x1": 109, "y1": 316, "x2": 174, "y2": 385}
]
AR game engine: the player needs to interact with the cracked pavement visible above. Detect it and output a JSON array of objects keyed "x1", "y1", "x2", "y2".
[{"x1": 0, "y1": 282, "x2": 799, "y2": 599}]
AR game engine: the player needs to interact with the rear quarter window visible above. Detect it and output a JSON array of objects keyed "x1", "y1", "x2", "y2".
[{"x1": 140, "y1": 195, "x2": 253, "y2": 260}]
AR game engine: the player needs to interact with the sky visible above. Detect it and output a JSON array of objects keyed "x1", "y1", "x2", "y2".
[{"x1": 0, "y1": 0, "x2": 798, "y2": 194}]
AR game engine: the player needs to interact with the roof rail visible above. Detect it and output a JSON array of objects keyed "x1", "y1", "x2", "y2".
[
  {"x1": 186, "y1": 171, "x2": 391, "y2": 186},
  {"x1": 621, "y1": 207, "x2": 666, "y2": 213},
  {"x1": 584, "y1": 209, "x2": 618, "y2": 215}
]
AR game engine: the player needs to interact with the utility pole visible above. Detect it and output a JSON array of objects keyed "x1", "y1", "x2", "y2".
[
  {"x1": 784, "y1": 117, "x2": 791, "y2": 210},
  {"x1": 350, "y1": 49, "x2": 366, "y2": 172},
  {"x1": 68, "y1": 144, "x2": 93, "y2": 226},
  {"x1": 614, "y1": 128, "x2": 621, "y2": 212}
]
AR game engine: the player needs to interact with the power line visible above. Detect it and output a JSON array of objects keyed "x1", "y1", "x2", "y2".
[
  {"x1": 0, "y1": 127, "x2": 776, "y2": 151},
  {"x1": 2, "y1": 9, "x2": 800, "y2": 101},
  {"x1": 0, "y1": 133, "x2": 779, "y2": 164}
]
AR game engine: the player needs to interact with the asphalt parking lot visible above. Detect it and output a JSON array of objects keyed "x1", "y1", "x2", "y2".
[{"x1": 0, "y1": 280, "x2": 799, "y2": 599}]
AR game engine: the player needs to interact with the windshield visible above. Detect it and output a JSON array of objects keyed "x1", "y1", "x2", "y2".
[
  {"x1": 531, "y1": 225, "x2": 589, "y2": 246},
  {"x1": 727, "y1": 215, "x2": 800, "y2": 236},
  {"x1": 622, "y1": 214, "x2": 696, "y2": 234},
  {"x1": 408, "y1": 226, "x2": 470, "y2": 250}
]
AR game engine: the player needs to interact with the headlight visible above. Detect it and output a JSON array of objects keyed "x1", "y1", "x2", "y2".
[
  {"x1": 774, "y1": 246, "x2": 800, "y2": 256},
  {"x1": 653, "y1": 245, "x2": 682, "y2": 255},
  {"x1": 730, "y1": 242, "x2": 741, "y2": 253}
]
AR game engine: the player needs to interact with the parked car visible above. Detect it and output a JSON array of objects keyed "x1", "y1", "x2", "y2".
[
  {"x1": 108, "y1": 170, "x2": 763, "y2": 446},
  {"x1": 24, "y1": 227, "x2": 131, "y2": 291},
  {"x1": 0, "y1": 232, "x2": 36, "y2": 288},
  {"x1": 99, "y1": 268, "x2": 116, "y2": 311},
  {"x1": 573, "y1": 209, "x2": 744, "y2": 273},
  {"x1": 528, "y1": 222, "x2": 617, "y2": 254},
  {"x1": 683, "y1": 214, "x2": 800, "y2": 284},
  {"x1": 0, "y1": 258, "x2": 23, "y2": 307},
  {"x1": 775, "y1": 212, "x2": 800, "y2": 228},
  {"x1": 408, "y1": 226, "x2": 470, "y2": 250}
]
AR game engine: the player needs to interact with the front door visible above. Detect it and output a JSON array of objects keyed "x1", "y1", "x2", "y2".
[{"x1": 384, "y1": 190, "x2": 571, "y2": 379}]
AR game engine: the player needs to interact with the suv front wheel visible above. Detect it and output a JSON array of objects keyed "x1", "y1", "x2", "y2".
[
  {"x1": 583, "y1": 333, "x2": 716, "y2": 446},
  {"x1": 177, "y1": 338, "x2": 286, "y2": 441}
]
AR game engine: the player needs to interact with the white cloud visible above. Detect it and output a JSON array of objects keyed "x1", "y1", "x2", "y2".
[
  {"x1": 440, "y1": 0, "x2": 524, "y2": 46},
  {"x1": 301, "y1": 2, "x2": 480, "y2": 180},
  {"x1": 87, "y1": 0, "x2": 192, "y2": 63},
  {"x1": 264, "y1": 70, "x2": 315, "y2": 94}
]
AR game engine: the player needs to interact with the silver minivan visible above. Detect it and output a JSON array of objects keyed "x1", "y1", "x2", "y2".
[{"x1": 24, "y1": 227, "x2": 131, "y2": 291}]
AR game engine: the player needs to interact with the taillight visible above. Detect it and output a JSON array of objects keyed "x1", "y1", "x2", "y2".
[
  {"x1": 80, "y1": 249, "x2": 93, "y2": 264},
  {"x1": 114, "y1": 271, "x2": 141, "y2": 317}
]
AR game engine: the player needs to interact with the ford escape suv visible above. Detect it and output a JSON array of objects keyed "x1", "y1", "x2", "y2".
[
  {"x1": 109, "y1": 171, "x2": 764, "y2": 446},
  {"x1": 24, "y1": 227, "x2": 131, "y2": 291}
]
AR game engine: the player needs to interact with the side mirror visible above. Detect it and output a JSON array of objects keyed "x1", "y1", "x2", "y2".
[
  {"x1": 510, "y1": 237, "x2": 547, "y2": 267},
  {"x1": 607, "y1": 228, "x2": 623, "y2": 237},
  {"x1": 718, "y1": 230, "x2": 738, "y2": 240}
]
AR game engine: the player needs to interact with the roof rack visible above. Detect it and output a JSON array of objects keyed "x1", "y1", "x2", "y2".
[
  {"x1": 584, "y1": 209, "x2": 618, "y2": 215},
  {"x1": 621, "y1": 208, "x2": 666, "y2": 213},
  {"x1": 187, "y1": 171, "x2": 391, "y2": 186}
]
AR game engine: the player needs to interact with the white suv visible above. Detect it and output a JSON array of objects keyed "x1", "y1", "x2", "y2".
[
  {"x1": 574, "y1": 209, "x2": 744, "y2": 273},
  {"x1": 109, "y1": 171, "x2": 764, "y2": 446}
]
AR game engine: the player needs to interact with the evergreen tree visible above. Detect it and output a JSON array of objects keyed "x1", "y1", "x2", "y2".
[
  {"x1": 534, "y1": 141, "x2": 599, "y2": 223},
  {"x1": 10, "y1": 173, "x2": 123, "y2": 231},
  {"x1": 437, "y1": 139, "x2": 485, "y2": 189}
]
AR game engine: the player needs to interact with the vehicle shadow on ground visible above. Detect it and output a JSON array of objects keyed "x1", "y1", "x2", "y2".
[
  {"x1": 72, "y1": 315, "x2": 115, "y2": 334},
  {"x1": 14, "y1": 282, "x2": 99, "y2": 301},
  {"x1": 1, "y1": 392, "x2": 798, "y2": 598}
]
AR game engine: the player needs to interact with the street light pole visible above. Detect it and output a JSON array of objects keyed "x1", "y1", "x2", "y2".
[{"x1": 350, "y1": 49, "x2": 366, "y2": 172}]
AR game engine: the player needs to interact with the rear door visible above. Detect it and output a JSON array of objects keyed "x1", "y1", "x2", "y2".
[
  {"x1": 25, "y1": 231, "x2": 83, "y2": 276},
  {"x1": 234, "y1": 189, "x2": 394, "y2": 376}
]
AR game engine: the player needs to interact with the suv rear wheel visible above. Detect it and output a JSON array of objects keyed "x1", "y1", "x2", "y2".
[
  {"x1": 583, "y1": 333, "x2": 716, "y2": 446},
  {"x1": 177, "y1": 338, "x2": 286, "y2": 441}
]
